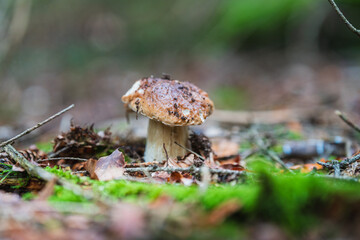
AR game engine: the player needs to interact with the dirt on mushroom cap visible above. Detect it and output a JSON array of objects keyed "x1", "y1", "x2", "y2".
[{"x1": 122, "y1": 76, "x2": 214, "y2": 126}]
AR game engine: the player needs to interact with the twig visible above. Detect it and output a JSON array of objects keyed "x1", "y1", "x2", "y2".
[
  {"x1": 37, "y1": 157, "x2": 88, "y2": 162},
  {"x1": 319, "y1": 152, "x2": 360, "y2": 172},
  {"x1": 0, "y1": 104, "x2": 74, "y2": 148},
  {"x1": 328, "y1": 0, "x2": 360, "y2": 38},
  {"x1": 47, "y1": 146, "x2": 70, "y2": 158},
  {"x1": 3, "y1": 145, "x2": 108, "y2": 203},
  {"x1": 342, "y1": 153, "x2": 360, "y2": 166},
  {"x1": 174, "y1": 141, "x2": 205, "y2": 161},
  {"x1": 4, "y1": 145, "x2": 55, "y2": 181},
  {"x1": 124, "y1": 166, "x2": 245, "y2": 176},
  {"x1": 72, "y1": 170, "x2": 87, "y2": 175},
  {"x1": 335, "y1": 110, "x2": 360, "y2": 134},
  {"x1": 163, "y1": 143, "x2": 169, "y2": 160},
  {"x1": 251, "y1": 129, "x2": 292, "y2": 172}
]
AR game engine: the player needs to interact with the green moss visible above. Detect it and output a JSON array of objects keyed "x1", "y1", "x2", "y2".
[
  {"x1": 45, "y1": 163, "x2": 360, "y2": 234},
  {"x1": 49, "y1": 185, "x2": 88, "y2": 202},
  {"x1": 22, "y1": 192, "x2": 36, "y2": 200},
  {"x1": 36, "y1": 142, "x2": 53, "y2": 153},
  {"x1": 45, "y1": 166, "x2": 88, "y2": 184}
]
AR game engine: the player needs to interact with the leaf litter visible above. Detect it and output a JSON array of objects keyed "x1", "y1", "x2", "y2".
[{"x1": 3, "y1": 115, "x2": 360, "y2": 239}]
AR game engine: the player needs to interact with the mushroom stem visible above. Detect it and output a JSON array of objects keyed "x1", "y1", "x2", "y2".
[{"x1": 144, "y1": 119, "x2": 188, "y2": 162}]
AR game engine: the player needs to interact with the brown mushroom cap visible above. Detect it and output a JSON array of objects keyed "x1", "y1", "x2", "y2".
[{"x1": 122, "y1": 76, "x2": 214, "y2": 126}]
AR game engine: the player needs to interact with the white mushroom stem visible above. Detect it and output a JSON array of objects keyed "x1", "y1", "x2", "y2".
[{"x1": 145, "y1": 119, "x2": 188, "y2": 162}]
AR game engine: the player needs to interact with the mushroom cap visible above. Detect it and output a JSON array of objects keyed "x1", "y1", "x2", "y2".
[{"x1": 122, "y1": 76, "x2": 214, "y2": 126}]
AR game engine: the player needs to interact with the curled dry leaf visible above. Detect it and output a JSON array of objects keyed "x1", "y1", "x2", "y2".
[
  {"x1": 167, "y1": 154, "x2": 195, "y2": 168},
  {"x1": 220, "y1": 163, "x2": 245, "y2": 171},
  {"x1": 170, "y1": 172, "x2": 182, "y2": 183},
  {"x1": 95, "y1": 149, "x2": 125, "y2": 181},
  {"x1": 85, "y1": 158, "x2": 98, "y2": 179}
]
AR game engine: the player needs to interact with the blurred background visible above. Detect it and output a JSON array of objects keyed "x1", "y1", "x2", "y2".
[{"x1": 0, "y1": 0, "x2": 360, "y2": 131}]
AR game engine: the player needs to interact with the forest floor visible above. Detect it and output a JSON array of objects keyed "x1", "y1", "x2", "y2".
[{"x1": 2, "y1": 103, "x2": 360, "y2": 240}]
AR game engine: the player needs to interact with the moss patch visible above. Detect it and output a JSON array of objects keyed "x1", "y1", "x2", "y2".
[{"x1": 43, "y1": 161, "x2": 360, "y2": 234}]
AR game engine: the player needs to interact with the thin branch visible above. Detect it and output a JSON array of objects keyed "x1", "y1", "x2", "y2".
[
  {"x1": 0, "y1": 104, "x2": 74, "y2": 148},
  {"x1": 47, "y1": 146, "x2": 70, "y2": 158},
  {"x1": 4, "y1": 145, "x2": 55, "y2": 181},
  {"x1": 3, "y1": 145, "x2": 109, "y2": 203},
  {"x1": 328, "y1": 0, "x2": 360, "y2": 37},
  {"x1": 342, "y1": 153, "x2": 360, "y2": 166},
  {"x1": 335, "y1": 110, "x2": 360, "y2": 134},
  {"x1": 124, "y1": 165, "x2": 245, "y2": 176},
  {"x1": 174, "y1": 141, "x2": 205, "y2": 161},
  {"x1": 317, "y1": 153, "x2": 360, "y2": 175},
  {"x1": 72, "y1": 170, "x2": 87, "y2": 175},
  {"x1": 163, "y1": 143, "x2": 169, "y2": 160},
  {"x1": 251, "y1": 129, "x2": 292, "y2": 172}
]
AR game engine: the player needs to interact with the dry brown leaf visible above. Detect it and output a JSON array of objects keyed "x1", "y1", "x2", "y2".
[
  {"x1": 85, "y1": 158, "x2": 98, "y2": 179},
  {"x1": 170, "y1": 172, "x2": 182, "y2": 183},
  {"x1": 167, "y1": 158, "x2": 182, "y2": 168},
  {"x1": 220, "y1": 163, "x2": 245, "y2": 171},
  {"x1": 166, "y1": 154, "x2": 196, "y2": 168},
  {"x1": 95, "y1": 149, "x2": 125, "y2": 181}
]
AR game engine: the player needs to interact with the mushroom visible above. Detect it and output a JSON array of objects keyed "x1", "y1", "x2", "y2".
[{"x1": 122, "y1": 76, "x2": 214, "y2": 162}]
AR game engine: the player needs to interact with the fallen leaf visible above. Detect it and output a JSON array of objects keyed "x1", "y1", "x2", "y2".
[
  {"x1": 166, "y1": 154, "x2": 195, "y2": 168},
  {"x1": 170, "y1": 172, "x2": 182, "y2": 183},
  {"x1": 216, "y1": 154, "x2": 241, "y2": 164},
  {"x1": 169, "y1": 172, "x2": 194, "y2": 185},
  {"x1": 85, "y1": 158, "x2": 98, "y2": 179},
  {"x1": 95, "y1": 149, "x2": 125, "y2": 181},
  {"x1": 219, "y1": 163, "x2": 245, "y2": 171}
]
